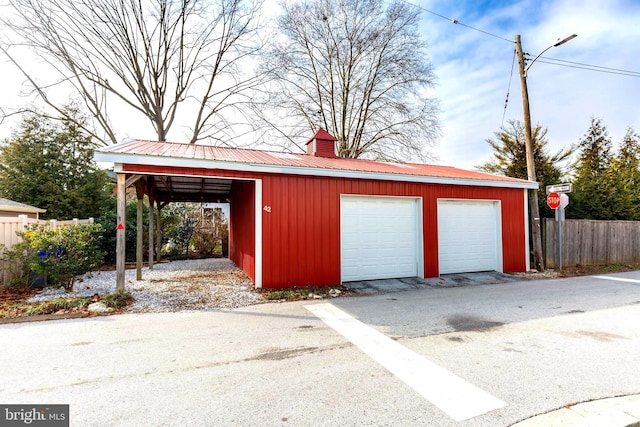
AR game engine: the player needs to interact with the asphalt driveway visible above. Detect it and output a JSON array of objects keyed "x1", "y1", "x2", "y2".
[{"x1": 1, "y1": 271, "x2": 639, "y2": 426}]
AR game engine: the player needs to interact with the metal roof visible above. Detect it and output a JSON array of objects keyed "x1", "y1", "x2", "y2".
[
  {"x1": 95, "y1": 139, "x2": 537, "y2": 190},
  {"x1": 0, "y1": 198, "x2": 46, "y2": 213}
]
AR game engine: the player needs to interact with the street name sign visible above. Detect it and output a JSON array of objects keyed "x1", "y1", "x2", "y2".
[{"x1": 546, "y1": 183, "x2": 572, "y2": 194}]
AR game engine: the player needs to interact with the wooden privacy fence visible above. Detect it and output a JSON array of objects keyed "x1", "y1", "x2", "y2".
[
  {"x1": 0, "y1": 215, "x2": 94, "y2": 286},
  {"x1": 545, "y1": 219, "x2": 640, "y2": 268}
]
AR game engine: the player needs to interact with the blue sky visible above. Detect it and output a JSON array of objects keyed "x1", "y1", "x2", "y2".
[
  {"x1": 418, "y1": 0, "x2": 640, "y2": 170},
  {"x1": 1, "y1": 0, "x2": 639, "y2": 173}
]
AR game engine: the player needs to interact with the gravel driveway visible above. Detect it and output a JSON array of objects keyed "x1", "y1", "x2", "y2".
[{"x1": 28, "y1": 258, "x2": 266, "y2": 312}]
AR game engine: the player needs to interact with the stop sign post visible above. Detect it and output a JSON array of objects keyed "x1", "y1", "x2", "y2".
[{"x1": 546, "y1": 190, "x2": 569, "y2": 272}]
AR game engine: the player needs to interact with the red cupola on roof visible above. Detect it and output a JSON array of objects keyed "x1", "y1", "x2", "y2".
[{"x1": 305, "y1": 128, "x2": 337, "y2": 158}]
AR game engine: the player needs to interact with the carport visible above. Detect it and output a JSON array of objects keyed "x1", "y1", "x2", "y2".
[{"x1": 105, "y1": 164, "x2": 262, "y2": 292}]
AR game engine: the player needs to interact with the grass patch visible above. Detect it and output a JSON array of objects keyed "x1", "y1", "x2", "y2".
[
  {"x1": 261, "y1": 285, "x2": 349, "y2": 301},
  {"x1": 25, "y1": 296, "x2": 92, "y2": 316},
  {"x1": 0, "y1": 287, "x2": 135, "y2": 319},
  {"x1": 558, "y1": 262, "x2": 640, "y2": 277}
]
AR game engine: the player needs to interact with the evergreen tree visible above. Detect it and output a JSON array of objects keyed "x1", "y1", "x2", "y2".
[
  {"x1": 608, "y1": 127, "x2": 640, "y2": 220},
  {"x1": 0, "y1": 107, "x2": 111, "y2": 220},
  {"x1": 569, "y1": 117, "x2": 616, "y2": 219},
  {"x1": 478, "y1": 120, "x2": 572, "y2": 218}
]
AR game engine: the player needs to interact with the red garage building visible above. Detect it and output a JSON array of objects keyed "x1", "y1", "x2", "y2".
[{"x1": 96, "y1": 129, "x2": 536, "y2": 289}]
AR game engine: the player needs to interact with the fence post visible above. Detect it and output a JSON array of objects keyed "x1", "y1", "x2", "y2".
[
  {"x1": 557, "y1": 211, "x2": 563, "y2": 272},
  {"x1": 18, "y1": 214, "x2": 27, "y2": 230},
  {"x1": 543, "y1": 219, "x2": 549, "y2": 269}
]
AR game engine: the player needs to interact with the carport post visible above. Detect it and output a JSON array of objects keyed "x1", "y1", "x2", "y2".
[
  {"x1": 148, "y1": 197, "x2": 154, "y2": 269},
  {"x1": 156, "y1": 203, "x2": 166, "y2": 262},
  {"x1": 116, "y1": 173, "x2": 126, "y2": 291},
  {"x1": 136, "y1": 195, "x2": 143, "y2": 281}
]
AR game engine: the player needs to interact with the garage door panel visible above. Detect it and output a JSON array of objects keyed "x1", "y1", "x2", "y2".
[
  {"x1": 438, "y1": 200, "x2": 501, "y2": 274},
  {"x1": 379, "y1": 247, "x2": 396, "y2": 258},
  {"x1": 342, "y1": 267, "x2": 360, "y2": 279},
  {"x1": 341, "y1": 197, "x2": 420, "y2": 282}
]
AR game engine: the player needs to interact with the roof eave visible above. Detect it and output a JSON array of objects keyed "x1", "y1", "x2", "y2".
[
  {"x1": 94, "y1": 151, "x2": 537, "y2": 190},
  {"x1": 0, "y1": 206, "x2": 47, "y2": 213}
]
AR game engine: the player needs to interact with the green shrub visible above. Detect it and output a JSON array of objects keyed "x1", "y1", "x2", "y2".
[
  {"x1": 16, "y1": 223, "x2": 105, "y2": 290},
  {"x1": 95, "y1": 198, "x2": 147, "y2": 263},
  {"x1": 191, "y1": 231, "x2": 216, "y2": 257},
  {"x1": 101, "y1": 290, "x2": 134, "y2": 308},
  {"x1": 0, "y1": 243, "x2": 29, "y2": 286}
]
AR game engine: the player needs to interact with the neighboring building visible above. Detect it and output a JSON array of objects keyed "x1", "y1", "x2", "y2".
[
  {"x1": 95, "y1": 129, "x2": 536, "y2": 289},
  {"x1": 0, "y1": 198, "x2": 46, "y2": 219}
]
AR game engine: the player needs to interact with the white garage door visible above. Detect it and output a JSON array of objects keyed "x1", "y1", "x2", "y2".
[
  {"x1": 341, "y1": 196, "x2": 420, "y2": 282},
  {"x1": 438, "y1": 200, "x2": 502, "y2": 274}
]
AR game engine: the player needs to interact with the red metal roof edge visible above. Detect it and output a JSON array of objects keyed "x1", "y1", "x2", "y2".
[{"x1": 99, "y1": 139, "x2": 532, "y2": 186}]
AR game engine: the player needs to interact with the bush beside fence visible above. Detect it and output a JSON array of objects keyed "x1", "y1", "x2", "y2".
[{"x1": 0, "y1": 215, "x2": 94, "y2": 286}]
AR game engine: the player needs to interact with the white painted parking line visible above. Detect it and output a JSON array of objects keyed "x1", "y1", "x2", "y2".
[
  {"x1": 593, "y1": 276, "x2": 640, "y2": 285},
  {"x1": 305, "y1": 303, "x2": 506, "y2": 421}
]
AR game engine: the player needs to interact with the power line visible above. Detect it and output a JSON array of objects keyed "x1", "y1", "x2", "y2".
[
  {"x1": 539, "y1": 56, "x2": 640, "y2": 74},
  {"x1": 530, "y1": 58, "x2": 640, "y2": 77},
  {"x1": 408, "y1": 1, "x2": 640, "y2": 79},
  {"x1": 405, "y1": 1, "x2": 640, "y2": 79},
  {"x1": 453, "y1": 21, "x2": 513, "y2": 44},
  {"x1": 529, "y1": 55, "x2": 640, "y2": 77},
  {"x1": 405, "y1": 1, "x2": 513, "y2": 44},
  {"x1": 536, "y1": 59, "x2": 640, "y2": 77},
  {"x1": 502, "y1": 49, "x2": 516, "y2": 127}
]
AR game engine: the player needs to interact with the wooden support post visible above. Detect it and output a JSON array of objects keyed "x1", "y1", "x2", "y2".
[
  {"x1": 156, "y1": 203, "x2": 166, "y2": 262},
  {"x1": 136, "y1": 195, "x2": 143, "y2": 281},
  {"x1": 116, "y1": 173, "x2": 126, "y2": 291},
  {"x1": 148, "y1": 197, "x2": 154, "y2": 269}
]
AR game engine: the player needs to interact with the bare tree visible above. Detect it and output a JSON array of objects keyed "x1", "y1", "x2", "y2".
[
  {"x1": 0, "y1": 0, "x2": 264, "y2": 146},
  {"x1": 257, "y1": 0, "x2": 439, "y2": 161}
]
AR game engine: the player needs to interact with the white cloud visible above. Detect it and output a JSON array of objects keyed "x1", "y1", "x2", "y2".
[{"x1": 420, "y1": 0, "x2": 640, "y2": 170}]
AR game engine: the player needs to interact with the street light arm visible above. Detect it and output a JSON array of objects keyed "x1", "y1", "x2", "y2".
[{"x1": 524, "y1": 34, "x2": 577, "y2": 76}]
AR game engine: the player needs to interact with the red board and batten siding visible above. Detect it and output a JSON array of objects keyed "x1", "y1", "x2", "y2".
[
  {"x1": 261, "y1": 174, "x2": 526, "y2": 288},
  {"x1": 122, "y1": 164, "x2": 527, "y2": 289},
  {"x1": 229, "y1": 180, "x2": 256, "y2": 282}
]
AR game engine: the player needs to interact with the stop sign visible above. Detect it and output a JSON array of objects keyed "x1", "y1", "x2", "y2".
[{"x1": 547, "y1": 192, "x2": 561, "y2": 209}]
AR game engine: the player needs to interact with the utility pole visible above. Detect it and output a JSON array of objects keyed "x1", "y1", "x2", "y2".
[{"x1": 515, "y1": 34, "x2": 544, "y2": 272}]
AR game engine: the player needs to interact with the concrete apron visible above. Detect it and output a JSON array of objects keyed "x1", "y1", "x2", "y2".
[{"x1": 344, "y1": 271, "x2": 521, "y2": 295}]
